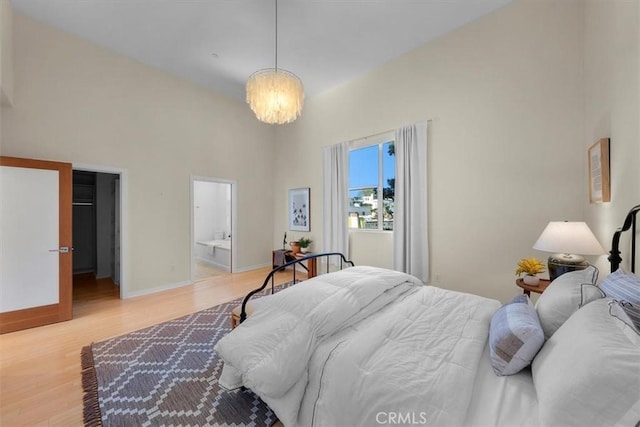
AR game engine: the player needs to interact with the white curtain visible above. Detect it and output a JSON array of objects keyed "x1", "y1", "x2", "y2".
[
  {"x1": 393, "y1": 122, "x2": 429, "y2": 282},
  {"x1": 322, "y1": 142, "x2": 350, "y2": 257}
]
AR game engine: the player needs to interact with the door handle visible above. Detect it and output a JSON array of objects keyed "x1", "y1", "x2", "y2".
[{"x1": 49, "y1": 246, "x2": 70, "y2": 253}]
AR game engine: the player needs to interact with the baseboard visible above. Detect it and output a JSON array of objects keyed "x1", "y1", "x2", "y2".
[
  {"x1": 233, "y1": 262, "x2": 271, "y2": 273},
  {"x1": 122, "y1": 262, "x2": 271, "y2": 298},
  {"x1": 122, "y1": 280, "x2": 191, "y2": 299},
  {"x1": 196, "y1": 257, "x2": 230, "y2": 272}
]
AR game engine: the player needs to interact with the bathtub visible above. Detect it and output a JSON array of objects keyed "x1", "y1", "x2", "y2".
[
  {"x1": 196, "y1": 239, "x2": 231, "y2": 271},
  {"x1": 197, "y1": 239, "x2": 231, "y2": 251}
]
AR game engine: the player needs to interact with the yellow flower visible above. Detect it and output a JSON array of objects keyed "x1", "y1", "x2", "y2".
[{"x1": 515, "y1": 257, "x2": 546, "y2": 276}]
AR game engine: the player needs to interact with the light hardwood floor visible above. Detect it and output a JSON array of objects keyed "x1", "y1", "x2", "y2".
[
  {"x1": 0, "y1": 267, "x2": 291, "y2": 426},
  {"x1": 193, "y1": 260, "x2": 228, "y2": 281}
]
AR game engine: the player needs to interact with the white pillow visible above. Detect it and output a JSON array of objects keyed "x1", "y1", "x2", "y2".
[
  {"x1": 489, "y1": 294, "x2": 544, "y2": 376},
  {"x1": 532, "y1": 298, "x2": 640, "y2": 427},
  {"x1": 609, "y1": 299, "x2": 640, "y2": 338},
  {"x1": 580, "y1": 283, "x2": 605, "y2": 306},
  {"x1": 535, "y1": 266, "x2": 599, "y2": 339}
]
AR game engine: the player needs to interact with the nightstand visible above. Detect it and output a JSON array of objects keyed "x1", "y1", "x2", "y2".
[
  {"x1": 271, "y1": 250, "x2": 317, "y2": 279},
  {"x1": 516, "y1": 278, "x2": 551, "y2": 296},
  {"x1": 287, "y1": 252, "x2": 317, "y2": 279}
]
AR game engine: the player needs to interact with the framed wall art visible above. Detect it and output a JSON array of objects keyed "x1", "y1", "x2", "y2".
[
  {"x1": 588, "y1": 138, "x2": 610, "y2": 204},
  {"x1": 289, "y1": 187, "x2": 310, "y2": 231}
]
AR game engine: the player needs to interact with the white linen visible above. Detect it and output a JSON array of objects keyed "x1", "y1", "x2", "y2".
[
  {"x1": 215, "y1": 267, "x2": 422, "y2": 398},
  {"x1": 215, "y1": 266, "x2": 500, "y2": 427},
  {"x1": 535, "y1": 266, "x2": 598, "y2": 339},
  {"x1": 463, "y1": 344, "x2": 539, "y2": 427},
  {"x1": 532, "y1": 298, "x2": 640, "y2": 427},
  {"x1": 295, "y1": 286, "x2": 500, "y2": 427}
]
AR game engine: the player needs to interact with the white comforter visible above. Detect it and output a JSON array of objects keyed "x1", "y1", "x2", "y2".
[{"x1": 215, "y1": 266, "x2": 500, "y2": 426}]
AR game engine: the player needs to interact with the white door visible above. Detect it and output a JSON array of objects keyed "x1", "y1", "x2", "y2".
[{"x1": 0, "y1": 157, "x2": 72, "y2": 333}]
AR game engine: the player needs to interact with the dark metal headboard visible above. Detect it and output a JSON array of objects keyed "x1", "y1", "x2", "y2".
[
  {"x1": 608, "y1": 204, "x2": 640, "y2": 273},
  {"x1": 239, "y1": 252, "x2": 354, "y2": 324}
]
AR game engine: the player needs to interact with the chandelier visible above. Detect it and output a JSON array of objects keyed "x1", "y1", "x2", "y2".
[{"x1": 246, "y1": 0, "x2": 304, "y2": 124}]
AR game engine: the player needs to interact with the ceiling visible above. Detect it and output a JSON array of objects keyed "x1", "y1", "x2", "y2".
[{"x1": 12, "y1": 0, "x2": 513, "y2": 100}]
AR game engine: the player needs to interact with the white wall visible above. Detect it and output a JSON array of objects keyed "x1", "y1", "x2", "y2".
[
  {"x1": 348, "y1": 231, "x2": 393, "y2": 268},
  {"x1": 583, "y1": 0, "x2": 640, "y2": 276},
  {"x1": 274, "y1": 0, "x2": 587, "y2": 302},
  {"x1": 4, "y1": 0, "x2": 636, "y2": 302},
  {"x1": 1, "y1": 13, "x2": 275, "y2": 295},
  {"x1": 0, "y1": 0, "x2": 13, "y2": 106},
  {"x1": 194, "y1": 180, "x2": 230, "y2": 243},
  {"x1": 0, "y1": 0, "x2": 14, "y2": 147}
]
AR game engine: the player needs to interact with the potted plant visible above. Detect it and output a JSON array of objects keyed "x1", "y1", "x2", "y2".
[
  {"x1": 515, "y1": 257, "x2": 546, "y2": 286},
  {"x1": 298, "y1": 237, "x2": 313, "y2": 253}
]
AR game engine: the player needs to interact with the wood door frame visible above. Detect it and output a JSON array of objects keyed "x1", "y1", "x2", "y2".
[
  {"x1": 0, "y1": 156, "x2": 73, "y2": 333},
  {"x1": 73, "y1": 163, "x2": 127, "y2": 298}
]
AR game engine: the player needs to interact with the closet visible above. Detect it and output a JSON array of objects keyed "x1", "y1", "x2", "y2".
[
  {"x1": 72, "y1": 171, "x2": 119, "y2": 283},
  {"x1": 73, "y1": 171, "x2": 96, "y2": 274}
]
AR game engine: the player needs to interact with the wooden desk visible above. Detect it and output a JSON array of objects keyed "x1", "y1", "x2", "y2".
[
  {"x1": 516, "y1": 278, "x2": 551, "y2": 296},
  {"x1": 272, "y1": 250, "x2": 317, "y2": 279},
  {"x1": 289, "y1": 252, "x2": 317, "y2": 279}
]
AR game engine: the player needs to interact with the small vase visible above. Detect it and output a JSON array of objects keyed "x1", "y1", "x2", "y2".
[{"x1": 523, "y1": 275, "x2": 540, "y2": 286}]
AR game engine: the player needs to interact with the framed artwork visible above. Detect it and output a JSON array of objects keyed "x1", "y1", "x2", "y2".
[
  {"x1": 289, "y1": 188, "x2": 310, "y2": 231},
  {"x1": 588, "y1": 138, "x2": 610, "y2": 204}
]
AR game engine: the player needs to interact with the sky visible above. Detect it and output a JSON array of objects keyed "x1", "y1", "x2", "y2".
[{"x1": 349, "y1": 142, "x2": 395, "y2": 189}]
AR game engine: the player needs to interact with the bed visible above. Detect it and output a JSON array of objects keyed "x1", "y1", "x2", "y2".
[{"x1": 215, "y1": 207, "x2": 640, "y2": 427}]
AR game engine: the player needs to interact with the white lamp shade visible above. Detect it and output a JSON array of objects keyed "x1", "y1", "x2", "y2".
[
  {"x1": 246, "y1": 68, "x2": 304, "y2": 124},
  {"x1": 533, "y1": 221, "x2": 605, "y2": 255}
]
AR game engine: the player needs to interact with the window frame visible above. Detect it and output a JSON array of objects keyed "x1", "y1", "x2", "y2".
[{"x1": 348, "y1": 131, "x2": 395, "y2": 232}]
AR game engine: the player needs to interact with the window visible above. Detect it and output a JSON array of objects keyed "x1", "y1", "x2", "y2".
[{"x1": 348, "y1": 139, "x2": 395, "y2": 230}]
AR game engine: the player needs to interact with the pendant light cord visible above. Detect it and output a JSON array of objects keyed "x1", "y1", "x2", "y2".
[{"x1": 275, "y1": 0, "x2": 278, "y2": 71}]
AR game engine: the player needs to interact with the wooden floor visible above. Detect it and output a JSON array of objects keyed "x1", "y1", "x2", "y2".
[
  {"x1": 72, "y1": 273, "x2": 120, "y2": 302},
  {"x1": 0, "y1": 267, "x2": 292, "y2": 426},
  {"x1": 193, "y1": 260, "x2": 228, "y2": 281}
]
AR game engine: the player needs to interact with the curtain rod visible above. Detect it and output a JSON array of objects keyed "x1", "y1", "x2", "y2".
[{"x1": 351, "y1": 117, "x2": 437, "y2": 144}]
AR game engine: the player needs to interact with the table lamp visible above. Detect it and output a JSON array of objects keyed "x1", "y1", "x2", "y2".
[{"x1": 533, "y1": 221, "x2": 605, "y2": 281}]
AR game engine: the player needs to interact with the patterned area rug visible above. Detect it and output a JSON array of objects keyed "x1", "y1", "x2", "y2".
[{"x1": 81, "y1": 282, "x2": 295, "y2": 427}]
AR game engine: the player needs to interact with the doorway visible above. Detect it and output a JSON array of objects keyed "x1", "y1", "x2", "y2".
[
  {"x1": 191, "y1": 177, "x2": 236, "y2": 281},
  {"x1": 72, "y1": 164, "x2": 126, "y2": 300}
]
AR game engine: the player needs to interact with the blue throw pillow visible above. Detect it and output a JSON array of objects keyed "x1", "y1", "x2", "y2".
[
  {"x1": 489, "y1": 294, "x2": 545, "y2": 376},
  {"x1": 599, "y1": 268, "x2": 640, "y2": 330}
]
